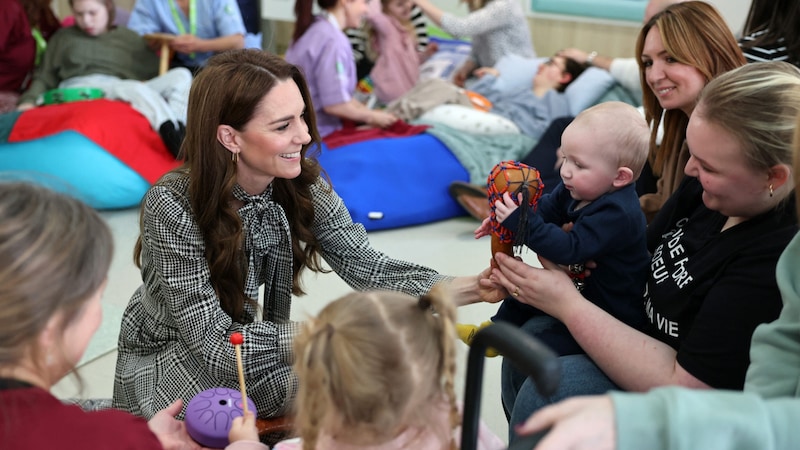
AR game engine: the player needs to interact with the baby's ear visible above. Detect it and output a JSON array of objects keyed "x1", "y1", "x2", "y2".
[{"x1": 612, "y1": 167, "x2": 634, "y2": 188}]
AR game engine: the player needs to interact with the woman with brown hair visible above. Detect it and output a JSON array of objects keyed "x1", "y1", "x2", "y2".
[
  {"x1": 636, "y1": 1, "x2": 746, "y2": 220},
  {"x1": 112, "y1": 49, "x2": 486, "y2": 423}
]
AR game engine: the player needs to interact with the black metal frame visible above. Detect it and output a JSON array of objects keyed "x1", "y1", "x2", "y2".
[{"x1": 460, "y1": 321, "x2": 560, "y2": 450}]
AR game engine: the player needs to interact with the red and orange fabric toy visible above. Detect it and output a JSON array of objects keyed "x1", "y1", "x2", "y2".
[{"x1": 487, "y1": 161, "x2": 544, "y2": 266}]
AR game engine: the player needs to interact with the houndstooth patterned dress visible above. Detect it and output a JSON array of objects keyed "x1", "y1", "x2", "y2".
[{"x1": 112, "y1": 173, "x2": 447, "y2": 419}]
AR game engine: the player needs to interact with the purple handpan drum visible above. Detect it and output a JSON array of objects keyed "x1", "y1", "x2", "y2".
[{"x1": 185, "y1": 387, "x2": 258, "y2": 448}]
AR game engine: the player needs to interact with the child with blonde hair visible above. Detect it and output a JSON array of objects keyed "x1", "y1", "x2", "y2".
[{"x1": 272, "y1": 288, "x2": 504, "y2": 450}]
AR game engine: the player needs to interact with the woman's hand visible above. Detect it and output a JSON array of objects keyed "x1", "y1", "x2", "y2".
[
  {"x1": 490, "y1": 252, "x2": 581, "y2": 320},
  {"x1": 148, "y1": 399, "x2": 211, "y2": 450},
  {"x1": 516, "y1": 396, "x2": 616, "y2": 450},
  {"x1": 170, "y1": 34, "x2": 204, "y2": 54},
  {"x1": 17, "y1": 102, "x2": 35, "y2": 111},
  {"x1": 228, "y1": 411, "x2": 261, "y2": 444},
  {"x1": 557, "y1": 48, "x2": 589, "y2": 64},
  {"x1": 477, "y1": 263, "x2": 509, "y2": 303}
]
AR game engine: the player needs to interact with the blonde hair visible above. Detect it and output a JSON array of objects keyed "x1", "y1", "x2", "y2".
[
  {"x1": 695, "y1": 62, "x2": 800, "y2": 178},
  {"x1": 293, "y1": 287, "x2": 458, "y2": 450},
  {"x1": 636, "y1": 1, "x2": 746, "y2": 177},
  {"x1": 571, "y1": 101, "x2": 650, "y2": 180},
  {"x1": 0, "y1": 182, "x2": 112, "y2": 375}
]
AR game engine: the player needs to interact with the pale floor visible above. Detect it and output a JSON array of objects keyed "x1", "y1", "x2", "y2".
[{"x1": 51, "y1": 208, "x2": 547, "y2": 443}]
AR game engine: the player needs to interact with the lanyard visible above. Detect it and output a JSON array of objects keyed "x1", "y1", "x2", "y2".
[
  {"x1": 31, "y1": 28, "x2": 47, "y2": 66},
  {"x1": 168, "y1": 0, "x2": 196, "y2": 58}
]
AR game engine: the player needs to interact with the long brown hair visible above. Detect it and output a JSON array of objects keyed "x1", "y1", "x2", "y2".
[
  {"x1": 21, "y1": 0, "x2": 60, "y2": 38},
  {"x1": 134, "y1": 49, "x2": 326, "y2": 322},
  {"x1": 635, "y1": 1, "x2": 745, "y2": 177},
  {"x1": 741, "y1": 0, "x2": 800, "y2": 66}
]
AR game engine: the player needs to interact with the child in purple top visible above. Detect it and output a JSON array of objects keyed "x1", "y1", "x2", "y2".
[{"x1": 285, "y1": 0, "x2": 398, "y2": 137}]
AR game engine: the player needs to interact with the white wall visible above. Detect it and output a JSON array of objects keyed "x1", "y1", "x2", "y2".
[
  {"x1": 262, "y1": 0, "x2": 751, "y2": 33},
  {"x1": 261, "y1": 0, "x2": 493, "y2": 22},
  {"x1": 706, "y1": 0, "x2": 751, "y2": 36}
]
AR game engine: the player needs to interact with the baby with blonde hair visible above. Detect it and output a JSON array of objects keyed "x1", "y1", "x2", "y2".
[{"x1": 273, "y1": 288, "x2": 504, "y2": 450}]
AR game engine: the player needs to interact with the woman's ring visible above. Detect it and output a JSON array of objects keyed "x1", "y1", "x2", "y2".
[{"x1": 512, "y1": 287, "x2": 520, "y2": 297}]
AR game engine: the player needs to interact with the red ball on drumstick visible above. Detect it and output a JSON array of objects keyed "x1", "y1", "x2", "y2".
[{"x1": 229, "y1": 332, "x2": 249, "y2": 415}]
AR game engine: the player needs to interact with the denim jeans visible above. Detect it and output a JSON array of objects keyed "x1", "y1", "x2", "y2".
[{"x1": 501, "y1": 315, "x2": 620, "y2": 443}]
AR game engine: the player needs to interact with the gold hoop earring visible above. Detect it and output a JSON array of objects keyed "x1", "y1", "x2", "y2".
[
  {"x1": 769, "y1": 184, "x2": 774, "y2": 198},
  {"x1": 231, "y1": 152, "x2": 238, "y2": 163}
]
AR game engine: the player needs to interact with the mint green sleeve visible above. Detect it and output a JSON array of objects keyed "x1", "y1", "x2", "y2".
[
  {"x1": 744, "y1": 233, "x2": 800, "y2": 398},
  {"x1": 612, "y1": 387, "x2": 800, "y2": 450}
]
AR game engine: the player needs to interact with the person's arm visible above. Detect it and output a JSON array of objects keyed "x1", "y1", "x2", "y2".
[
  {"x1": 452, "y1": 58, "x2": 477, "y2": 87},
  {"x1": 147, "y1": 399, "x2": 210, "y2": 450},
  {"x1": 226, "y1": 411, "x2": 269, "y2": 449},
  {"x1": 558, "y1": 48, "x2": 614, "y2": 71},
  {"x1": 302, "y1": 36, "x2": 396, "y2": 128},
  {"x1": 323, "y1": 100, "x2": 398, "y2": 128},
  {"x1": 745, "y1": 234, "x2": 800, "y2": 398},
  {"x1": 516, "y1": 389, "x2": 800, "y2": 450},
  {"x1": 425, "y1": 0, "x2": 515, "y2": 37},
  {"x1": 364, "y1": 0, "x2": 391, "y2": 31},
  {"x1": 309, "y1": 179, "x2": 486, "y2": 306},
  {"x1": 608, "y1": 58, "x2": 642, "y2": 95},
  {"x1": 170, "y1": 33, "x2": 245, "y2": 54},
  {"x1": 489, "y1": 252, "x2": 709, "y2": 391},
  {"x1": 412, "y1": 0, "x2": 445, "y2": 25},
  {"x1": 502, "y1": 186, "x2": 640, "y2": 265}
]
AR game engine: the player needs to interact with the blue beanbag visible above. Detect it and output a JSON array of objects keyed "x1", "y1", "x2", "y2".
[
  {"x1": 0, "y1": 130, "x2": 150, "y2": 209},
  {"x1": 318, "y1": 134, "x2": 469, "y2": 231}
]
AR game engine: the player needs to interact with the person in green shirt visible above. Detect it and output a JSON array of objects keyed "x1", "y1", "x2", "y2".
[{"x1": 17, "y1": 0, "x2": 192, "y2": 157}]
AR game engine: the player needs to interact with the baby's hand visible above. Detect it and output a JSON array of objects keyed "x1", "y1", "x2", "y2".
[
  {"x1": 474, "y1": 217, "x2": 492, "y2": 239},
  {"x1": 228, "y1": 411, "x2": 260, "y2": 444},
  {"x1": 494, "y1": 192, "x2": 520, "y2": 223}
]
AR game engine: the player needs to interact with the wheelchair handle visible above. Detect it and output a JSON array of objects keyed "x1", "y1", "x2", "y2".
[{"x1": 460, "y1": 322, "x2": 560, "y2": 450}]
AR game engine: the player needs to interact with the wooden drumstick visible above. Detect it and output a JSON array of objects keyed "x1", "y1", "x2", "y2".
[{"x1": 229, "y1": 332, "x2": 249, "y2": 415}]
